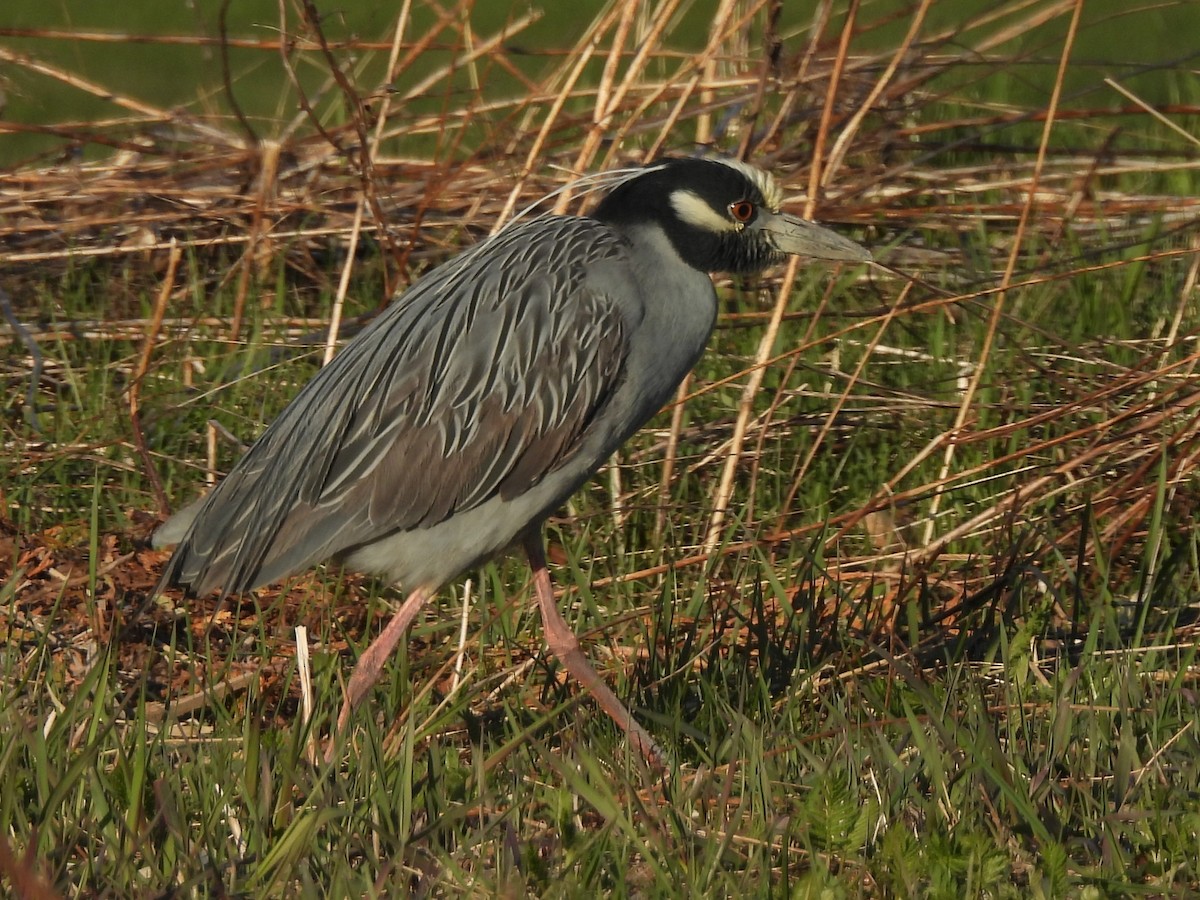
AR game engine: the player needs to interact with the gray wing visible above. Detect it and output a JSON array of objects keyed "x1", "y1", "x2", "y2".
[{"x1": 159, "y1": 216, "x2": 639, "y2": 596}]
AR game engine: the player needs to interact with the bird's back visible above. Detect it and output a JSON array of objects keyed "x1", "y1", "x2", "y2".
[{"x1": 157, "y1": 215, "x2": 658, "y2": 596}]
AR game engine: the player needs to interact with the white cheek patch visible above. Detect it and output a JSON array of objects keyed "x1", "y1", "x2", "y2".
[{"x1": 670, "y1": 189, "x2": 740, "y2": 233}]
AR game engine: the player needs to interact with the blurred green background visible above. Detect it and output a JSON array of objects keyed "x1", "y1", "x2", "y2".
[{"x1": 3, "y1": 0, "x2": 1198, "y2": 165}]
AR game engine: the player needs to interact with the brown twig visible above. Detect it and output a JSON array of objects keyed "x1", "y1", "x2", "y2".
[
  {"x1": 129, "y1": 240, "x2": 183, "y2": 517},
  {"x1": 704, "y1": 0, "x2": 861, "y2": 553},
  {"x1": 922, "y1": 0, "x2": 1086, "y2": 548},
  {"x1": 217, "y1": 0, "x2": 259, "y2": 146}
]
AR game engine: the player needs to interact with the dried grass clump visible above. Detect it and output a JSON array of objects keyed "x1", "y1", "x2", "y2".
[{"x1": 2, "y1": 0, "x2": 1199, "y2": 653}]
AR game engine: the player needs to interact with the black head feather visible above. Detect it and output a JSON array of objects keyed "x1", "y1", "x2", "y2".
[{"x1": 592, "y1": 157, "x2": 786, "y2": 273}]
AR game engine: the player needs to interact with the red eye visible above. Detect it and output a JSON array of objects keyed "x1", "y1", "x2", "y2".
[{"x1": 729, "y1": 200, "x2": 756, "y2": 223}]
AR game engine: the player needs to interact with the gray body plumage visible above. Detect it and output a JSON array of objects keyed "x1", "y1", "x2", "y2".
[
  {"x1": 154, "y1": 157, "x2": 870, "y2": 764},
  {"x1": 157, "y1": 214, "x2": 716, "y2": 596}
]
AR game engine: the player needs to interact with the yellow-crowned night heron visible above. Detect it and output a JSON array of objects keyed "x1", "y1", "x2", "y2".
[{"x1": 153, "y1": 156, "x2": 870, "y2": 766}]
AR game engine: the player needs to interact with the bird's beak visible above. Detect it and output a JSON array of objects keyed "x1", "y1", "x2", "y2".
[{"x1": 760, "y1": 211, "x2": 872, "y2": 263}]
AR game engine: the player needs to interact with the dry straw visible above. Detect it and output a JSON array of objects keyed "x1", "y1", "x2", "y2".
[{"x1": 2, "y1": 0, "x2": 1199, "y2": 649}]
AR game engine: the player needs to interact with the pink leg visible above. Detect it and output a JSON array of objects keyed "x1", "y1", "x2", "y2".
[
  {"x1": 523, "y1": 534, "x2": 665, "y2": 769},
  {"x1": 326, "y1": 584, "x2": 434, "y2": 762}
]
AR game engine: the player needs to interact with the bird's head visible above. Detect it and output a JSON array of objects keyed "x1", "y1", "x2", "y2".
[{"x1": 591, "y1": 156, "x2": 870, "y2": 274}]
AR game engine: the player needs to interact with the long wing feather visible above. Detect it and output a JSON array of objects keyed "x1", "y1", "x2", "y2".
[{"x1": 160, "y1": 216, "x2": 638, "y2": 596}]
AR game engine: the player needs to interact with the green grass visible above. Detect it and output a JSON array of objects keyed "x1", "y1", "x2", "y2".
[
  {"x1": 9, "y1": 236, "x2": 1200, "y2": 894},
  {"x1": 5, "y1": 0, "x2": 1200, "y2": 895}
]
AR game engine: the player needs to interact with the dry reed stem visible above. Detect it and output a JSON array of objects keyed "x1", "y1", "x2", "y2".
[
  {"x1": 229, "y1": 139, "x2": 281, "y2": 341},
  {"x1": 646, "y1": 0, "x2": 757, "y2": 543},
  {"x1": 792, "y1": 281, "x2": 915, "y2": 504},
  {"x1": 391, "y1": 9, "x2": 544, "y2": 106},
  {"x1": 0, "y1": 45, "x2": 232, "y2": 146},
  {"x1": 294, "y1": 0, "x2": 414, "y2": 295},
  {"x1": 696, "y1": 0, "x2": 745, "y2": 146},
  {"x1": 325, "y1": 198, "x2": 366, "y2": 366},
  {"x1": 654, "y1": 375, "x2": 693, "y2": 541},
  {"x1": 0, "y1": 25, "x2": 426, "y2": 52},
  {"x1": 569, "y1": 0, "x2": 639, "y2": 177},
  {"x1": 606, "y1": 0, "x2": 741, "y2": 163},
  {"x1": 820, "y1": 0, "x2": 931, "y2": 187},
  {"x1": 749, "y1": 0, "x2": 832, "y2": 155},
  {"x1": 748, "y1": 268, "x2": 842, "y2": 524},
  {"x1": 3, "y1": 0, "x2": 1198, "y2": 628},
  {"x1": 495, "y1": 4, "x2": 622, "y2": 228},
  {"x1": 923, "y1": 0, "x2": 1084, "y2": 547},
  {"x1": 704, "y1": 0, "x2": 859, "y2": 553},
  {"x1": 129, "y1": 240, "x2": 183, "y2": 517},
  {"x1": 703, "y1": 254, "x2": 803, "y2": 554}
]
